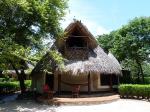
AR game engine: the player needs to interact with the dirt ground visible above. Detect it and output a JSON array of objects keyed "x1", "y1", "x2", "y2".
[{"x1": 0, "y1": 99, "x2": 150, "y2": 112}]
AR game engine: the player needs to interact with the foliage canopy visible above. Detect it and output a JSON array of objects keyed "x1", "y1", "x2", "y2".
[{"x1": 97, "y1": 17, "x2": 150, "y2": 83}]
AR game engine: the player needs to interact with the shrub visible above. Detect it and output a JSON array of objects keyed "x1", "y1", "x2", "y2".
[
  {"x1": 131, "y1": 77, "x2": 150, "y2": 84},
  {"x1": 8, "y1": 78, "x2": 16, "y2": 82},
  {"x1": 0, "y1": 80, "x2": 31, "y2": 94},
  {"x1": 119, "y1": 84, "x2": 150, "y2": 99},
  {"x1": 0, "y1": 81, "x2": 19, "y2": 93},
  {"x1": 0, "y1": 78, "x2": 5, "y2": 82},
  {"x1": 25, "y1": 80, "x2": 31, "y2": 88},
  {"x1": 144, "y1": 77, "x2": 150, "y2": 84}
]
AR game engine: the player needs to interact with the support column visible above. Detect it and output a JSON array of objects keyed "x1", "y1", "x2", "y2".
[
  {"x1": 88, "y1": 72, "x2": 91, "y2": 94},
  {"x1": 110, "y1": 74, "x2": 113, "y2": 91},
  {"x1": 58, "y1": 74, "x2": 61, "y2": 96},
  {"x1": 117, "y1": 75, "x2": 120, "y2": 85}
]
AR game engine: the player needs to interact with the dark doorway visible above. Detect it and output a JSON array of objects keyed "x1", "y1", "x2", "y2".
[
  {"x1": 66, "y1": 37, "x2": 86, "y2": 48},
  {"x1": 100, "y1": 74, "x2": 110, "y2": 85},
  {"x1": 45, "y1": 73, "x2": 54, "y2": 90}
]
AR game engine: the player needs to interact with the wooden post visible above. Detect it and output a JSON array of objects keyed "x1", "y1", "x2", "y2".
[
  {"x1": 110, "y1": 74, "x2": 113, "y2": 91},
  {"x1": 117, "y1": 75, "x2": 120, "y2": 85},
  {"x1": 58, "y1": 74, "x2": 61, "y2": 96},
  {"x1": 88, "y1": 72, "x2": 91, "y2": 94}
]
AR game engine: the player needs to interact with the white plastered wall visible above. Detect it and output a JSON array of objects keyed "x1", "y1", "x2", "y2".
[
  {"x1": 54, "y1": 73, "x2": 110, "y2": 92},
  {"x1": 92, "y1": 73, "x2": 110, "y2": 91}
]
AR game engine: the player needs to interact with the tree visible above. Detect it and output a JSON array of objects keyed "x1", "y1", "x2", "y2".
[
  {"x1": 97, "y1": 31, "x2": 116, "y2": 53},
  {"x1": 0, "y1": 0, "x2": 68, "y2": 93},
  {"x1": 97, "y1": 17, "x2": 150, "y2": 83}
]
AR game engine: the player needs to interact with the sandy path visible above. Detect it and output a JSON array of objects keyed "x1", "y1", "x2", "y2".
[{"x1": 0, "y1": 99, "x2": 150, "y2": 112}]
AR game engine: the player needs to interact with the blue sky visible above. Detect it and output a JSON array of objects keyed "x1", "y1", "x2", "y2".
[{"x1": 61, "y1": 0, "x2": 150, "y2": 36}]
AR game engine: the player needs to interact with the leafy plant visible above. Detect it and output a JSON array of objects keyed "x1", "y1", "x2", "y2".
[
  {"x1": 97, "y1": 17, "x2": 150, "y2": 83},
  {"x1": 0, "y1": 80, "x2": 31, "y2": 94},
  {"x1": 119, "y1": 84, "x2": 150, "y2": 99}
]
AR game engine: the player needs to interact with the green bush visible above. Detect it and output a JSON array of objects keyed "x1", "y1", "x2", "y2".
[
  {"x1": 119, "y1": 84, "x2": 150, "y2": 99},
  {"x1": 0, "y1": 78, "x2": 5, "y2": 82},
  {"x1": 144, "y1": 77, "x2": 150, "y2": 84},
  {"x1": 120, "y1": 77, "x2": 150, "y2": 84},
  {"x1": 0, "y1": 81, "x2": 19, "y2": 93},
  {"x1": 0, "y1": 81, "x2": 19, "y2": 88},
  {"x1": 25, "y1": 80, "x2": 31, "y2": 88},
  {"x1": 0, "y1": 78, "x2": 16, "y2": 82},
  {"x1": 0, "y1": 80, "x2": 31, "y2": 94},
  {"x1": 8, "y1": 78, "x2": 16, "y2": 82},
  {"x1": 131, "y1": 77, "x2": 150, "y2": 84}
]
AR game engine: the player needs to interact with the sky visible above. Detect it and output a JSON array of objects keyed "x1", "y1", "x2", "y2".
[{"x1": 61, "y1": 0, "x2": 150, "y2": 36}]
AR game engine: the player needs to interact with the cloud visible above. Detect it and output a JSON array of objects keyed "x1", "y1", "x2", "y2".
[
  {"x1": 61, "y1": 16, "x2": 110, "y2": 36},
  {"x1": 61, "y1": 3, "x2": 110, "y2": 36},
  {"x1": 82, "y1": 20, "x2": 110, "y2": 36},
  {"x1": 96, "y1": 26, "x2": 110, "y2": 35}
]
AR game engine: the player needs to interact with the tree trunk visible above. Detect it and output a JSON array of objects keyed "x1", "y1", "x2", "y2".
[
  {"x1": 10, "y1": 62, "x2": 26, "y2": 94},
  {"x1": 137, "y1": 69, "x2": 140, "y2": 83},
  {"x1": 19, "y1": 69, "x2": 26, "y2": 93},
  {"x1": 139, "y1": 63, "x2": 144, "y2": 83},
  {"x1": 136, "y1": 60, "x2": 144, "y2": 83}
]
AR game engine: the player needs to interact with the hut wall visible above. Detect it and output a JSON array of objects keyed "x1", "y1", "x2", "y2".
[
  {"x1": 54, "y1": 73, "x2": 89, "y2": 92},
  {"x1": 54, "y1": 73, "x2": 58, "y2": 92},
  {"x1": 53, "y1": 73, "x2": 110, "y2": 92},
  {"x1": 31, "y1": 72, "x2": 46, "y2": 93},
  {"x1": 91, "y1": 73, "x2": 110, "y2": 91}
]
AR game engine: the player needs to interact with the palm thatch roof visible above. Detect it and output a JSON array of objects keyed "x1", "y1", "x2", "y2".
[
  {"x1": 31, "y1": 51, "x2": 58, "y2": 75},
  {"x1": 108, "y1": 52, "x2": 122, "y2": 71},
  {"x1": 56, "y1": 47, "x2": 121, "y2": 75},
  {"x1": 56, "y1": 20, "x2": 98, "y2": 52},
  {"x1": 32, "y1": 47, "x2": 122, "y2": 76},
  {"x1": 32, "y1": 20, "x2": 122, "y2": 76}
]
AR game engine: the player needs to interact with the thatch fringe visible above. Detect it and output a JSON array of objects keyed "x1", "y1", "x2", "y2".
[{"x1": 108, "y1": 52, "x2": 122, "y2": 71}]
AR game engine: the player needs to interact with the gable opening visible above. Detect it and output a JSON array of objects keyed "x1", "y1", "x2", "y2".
[
  {"x1": 66, "y1": 37, "x2": 87, "y2": 48},
  {"x1": 66, "y1": 27, "x2": 88, "y2": 48}
]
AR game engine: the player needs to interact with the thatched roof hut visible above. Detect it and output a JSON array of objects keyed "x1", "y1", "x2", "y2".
[
  {"x1": 32, "y1": 20, "x2": 122, "y2": 94},
  {"x1": 55, "y1": 20, "x2": 121, "y2": 76}
]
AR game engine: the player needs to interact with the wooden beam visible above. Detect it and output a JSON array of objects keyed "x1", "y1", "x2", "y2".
[
  {"x1": 117, "y1": 75, "x2": 120, "y2": 85},
  {"x1": 69, "y1": 35, "x2": 89, "y2": 38},
  {"x1": 88, "y1": 72, "x2": 91, "y2": 94}
]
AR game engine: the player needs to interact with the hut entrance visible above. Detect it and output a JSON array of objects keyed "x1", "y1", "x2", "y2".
[
  {"x1": 100, "y1": 74, "x2": 119, "y2": 91},
  {"x1": 100, "y1": 74, "x2": 118, "y2": 85},
  {"x1": 45, "y1": 73, "x2": 54, "y2": 90},
  {"x1": 100, "y1": 74, "x2": 110, "y2": 86}
]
